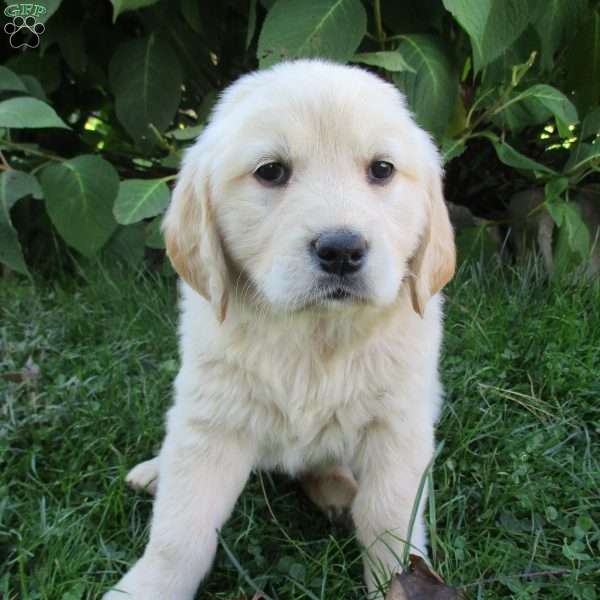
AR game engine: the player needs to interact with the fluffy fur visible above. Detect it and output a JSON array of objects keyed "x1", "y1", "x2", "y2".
[{"x1": 104, "y1": 59, "x2": 456, "y2": 599}]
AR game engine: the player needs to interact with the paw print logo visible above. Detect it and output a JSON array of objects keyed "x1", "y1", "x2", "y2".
[{"x1": 4, "y1": 15, "x2": 45, "y2": 49}]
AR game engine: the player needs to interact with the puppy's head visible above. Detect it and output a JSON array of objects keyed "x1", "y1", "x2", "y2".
[{"x1": 163, "y1": 60, "x2": 455, "y2": 322}]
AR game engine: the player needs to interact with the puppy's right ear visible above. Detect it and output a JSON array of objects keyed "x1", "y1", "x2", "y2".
[{"x1": 162, "y1": 147, "x2": 229, "y2": 323}]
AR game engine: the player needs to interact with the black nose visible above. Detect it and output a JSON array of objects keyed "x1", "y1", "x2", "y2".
[{"x1": 312, "y1": 230, "x2": 367, "y2": 276}]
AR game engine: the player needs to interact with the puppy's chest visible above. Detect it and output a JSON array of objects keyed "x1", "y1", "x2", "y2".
[{"x1": 241, "y1": 348, "x2": 397, "y2": 471}]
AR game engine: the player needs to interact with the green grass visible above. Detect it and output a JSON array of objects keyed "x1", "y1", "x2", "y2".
[{"x1": 1, "y1": 263, "x2": 599, "y2": 600}]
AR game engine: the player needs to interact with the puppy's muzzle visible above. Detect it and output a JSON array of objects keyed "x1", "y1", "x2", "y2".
[{"x1": 311, "y1": 230, "x2": 367, "y2": 276}]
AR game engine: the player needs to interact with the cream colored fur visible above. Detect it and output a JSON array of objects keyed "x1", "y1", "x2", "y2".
[{"x1": 104, "y1": 59, "x2": 455, "y2": 599}]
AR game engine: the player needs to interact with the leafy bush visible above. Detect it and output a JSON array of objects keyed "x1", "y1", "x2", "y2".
[{"x1": 1, "y1": 0, "x2": 599, "y2": 276}]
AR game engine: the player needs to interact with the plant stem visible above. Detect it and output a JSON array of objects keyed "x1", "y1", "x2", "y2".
[
  {"x1": 0, "y1": 149, "x2": 12, "y2": 170},
  {"x1": 0, "y1": 140, "x2": 63, "y2": 162},
  {"x1": 373, "y1": 0, "x2": 385, "y2": 49}
]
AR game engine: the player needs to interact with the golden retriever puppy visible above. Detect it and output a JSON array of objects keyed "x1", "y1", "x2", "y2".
[{"x1": 104, "y1": 59, "x2": 455, "y2": 599}]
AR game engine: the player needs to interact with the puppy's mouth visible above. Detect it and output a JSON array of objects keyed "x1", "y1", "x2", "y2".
[
  {"x1": 313, "y1": 282, "x2": 367, "y2": 305},
  {"x1": 323, "y1": 287, "x2": 354, "y2": 301}
]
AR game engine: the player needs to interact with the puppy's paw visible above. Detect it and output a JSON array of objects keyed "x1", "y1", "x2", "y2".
[
  {"x1": 325, "y1": 504, "x2": 354, "y2": 528},
  {"x1": 103, "y1": 556, "x2": 196, "y2": 600},
  {"x1": 125, "y1": 458, "x2": 159, "y2": 494},
  {"x1": 300, "y1": 464, "x2": 358, "y2": 522}
]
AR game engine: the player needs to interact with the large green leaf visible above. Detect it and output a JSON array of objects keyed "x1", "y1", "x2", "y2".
[
  {"x1": 393, "y1": 35, "x2": 458, "y2": 139},
  {"x1": 113, "y1": 178, "x2": 171, "y2": 225},
  {"x1": 567, "y1": 9, "x2": 600, "y2": 115},
  {"x1": 441, "y1": 137, "x2": 467, "y2": 163},
  {"x1": 481, "y1": 26, "x2": 540, "y2": 90},
  {"x1": 564, "y1": 143, "x2": 600, "y2": 174},
  {"x1": 0, "y1": 66, "x2": 26, "y2": 92},
  {"x1": 443, "y1": 0, "x2": 530, "y2": 72},
  {"x1": 109, "y1": 35, "x2": 182, "y2": 143},
  {"x1": 40, "y1": 155, "x2": 119, "y2": 256},
  {"x1": 544, "y1": 179, "x2": 591, "y2": 270},
  {"x1": 0, "y1": 170, "x2": 41, "y2": 275},
  {"x1": 145, "y1": 216, "x2": 165, "y2": 249},
  {"x1": 5, "y1": 52, "x2": 61, "y2": 94},
  {"x1": 180, "y1": 0, "x2": 203, "y2": 32},
  {"x1": 380, "y1": 0, "x2": 445, "y2": 34},
  {"x1": 0, "y1": 97, "x2": 69, "y2": 129},
  {"x1": 567, "y1": 109, "x2": 600, "y2": 173},
  {"x1": 522, "y1": 84, "x2": 578, "y2": 126},
  {"x1": 257, "y1": 0, "x2": 366, "y2": 67},
  {"x1": 351, "y1": 52, "x2": 414, "y2": 72},
  {"x1": 0, "y1": 170, "x2": 41, "y2": 210},
  {"x1": 104, "y1": 224, "x2": 146, "y2": 267},
  {"x1": 43, "y1": 11, "x2": 87, "y2": 74},
  {"x1": 546, "y1": 200, "x2": 591, "y2": 261},
  {"x1": 20, "y1": 75, "x2": 47, "y2": 101},
  {"x1": 532, "y1": 0, "x2": 586, "y2": 70},
  {"x1": 110, "y1": 0, "x2": 160, "y2": 21},
  {"x1": 497, "y1": 84, "x2": 579, "y2": 134},
  {"x1": 484, "y1": 134, "x2": 556, "y2": 175},
  {"x1": 579, "y1": 108, "x2": 600, "y2": 143}
]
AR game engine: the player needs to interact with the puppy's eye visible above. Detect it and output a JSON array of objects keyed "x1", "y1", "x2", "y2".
[
  {"x1": 254, "y1": 162, "x2": 290, "y2": 186},
  {"x1": 368, "y1": 160, "x2": 394, "y2": 183}
]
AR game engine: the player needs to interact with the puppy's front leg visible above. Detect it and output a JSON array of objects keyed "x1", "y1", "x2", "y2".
[
  {"x1": 352, "y1": 421, "x2": 433, "y2": 597},
  {"x1": 104, "y1": 427, "x2": 254, "y2": 600}
]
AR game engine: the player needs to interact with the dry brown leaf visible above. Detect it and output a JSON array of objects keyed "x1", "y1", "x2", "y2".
[{"x1": 385, "y1": 555, "x2": 463, "y2": 600}]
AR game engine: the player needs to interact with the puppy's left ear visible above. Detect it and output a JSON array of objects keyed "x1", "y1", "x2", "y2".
[
  {"x1": 162, "y1": 145, "x2": 229, "y2": 323},
  {"x1": 409, "y1": 163, "x2": 456, "y2": 317}
]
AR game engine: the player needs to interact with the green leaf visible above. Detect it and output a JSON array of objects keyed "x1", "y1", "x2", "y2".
[
  {"x1": 0, "y1": 66, "x2": 26, "y2": 92},
  {"x1": 497, "y1": 84, "x2": 579, "y2": 134},
  {"x1": 46, "y1": 11, "x2": 87, "y2": 74},
  {"x1": 166, "y1": 123, "x2": 204, "y2": 141},
  {"x1": 257, "y1": 0, "x2": 367, "y2": 67},
  {"x1": 564, "y1": 143, "x2": 600, "y2": 174},
  {"x1": 562, "y1": 539, "x2": 592, "y2": 561},
  {"x1": 379, "y1": 0, "x2": 445, "y2": 34},
  {"x1": 393, "y1": 35, "x2": 458, "y2": 139},
  {"x1": 246, "y1": 0, "x2": 258, "y2": 50},
  {"x1": 113, "y1": 179, "x2": 171, "y2": 225},
  {"x1": 579, "y1": 108, "x2": 600, "y2": 142},
  {"x1": 110, "y1": 0, "x2": 160, "y2": 21},
  {"x1": 544, "y1": 179, "x2": 591, "y2": 268},
  {"x1": 145, "y1": 216, "x2": 165, "y2": 249},
  {"x1": 567, "y1": 9, "x2": 600, "y2": 115},
  {"x1": 443, "y1": 0, "x2": 530, "y2": 72},
  {"x1": 479, "y1": 27, "x2": 538, "y2": 89},
  {"x1": 519, "y1": 84, "x2": 578, "y2": 130},
  {"x1": 0, "y1": 97, "x2": 69, "y2": 129},
  {"x1": 109, "y1": 35, "x2": 183, "y2": 143},
  {"x1": 104, "y1": 224, "x2": 146, "y2": 267},
  {"x1": 351, "y1": 51, "x2": 414, "y2": 72},
  {"x1": 20, "y1": 75, "x2": 48, "y2": 101},
  {"x1": 0, "y1": 170, "x2": 40, "y2": 276},
  {"x1": 567, "y1": 109, "x2": 600, "y2": 173},
  {"x1": 441, "y1": 137, "x2": 467, "y2": 163},
  {"x1": 179, "y1": 0, "x2": 203, "y2": 32},
  {"x1": 5, "y1": 52, "x2": 61, "y2": 94},
  {"x1": 485, "y1": 134, "x2": 556, "y2": 175},
  {"x1": 546, "y1": 201, "x2": 591, "y2": 260},
  {"x1": 40, "y1": 155, "x2": 119, "y2": 256},
  {"x1": 0, "y1": 170, "x2": 41, "y2": 210},
  {"x1": 544, "y1": 178, "x2": 569, "y2": 211},
  {"x1": 532, "y1": 0, "x2": 587, "y2": 71}
]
